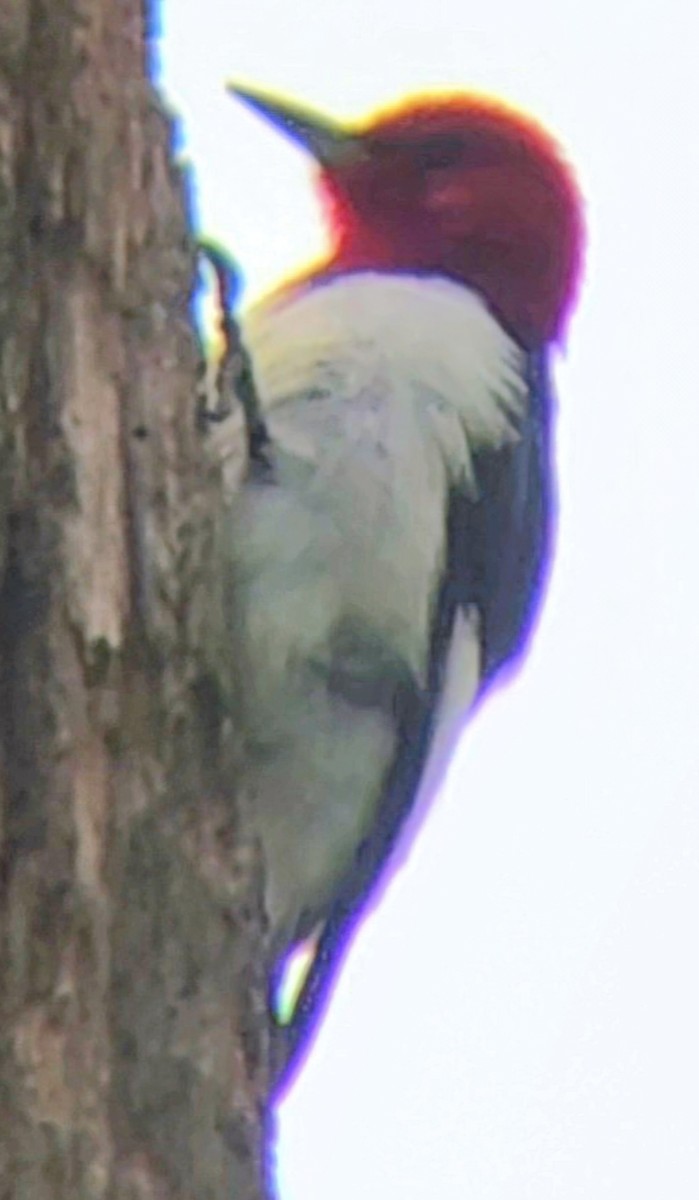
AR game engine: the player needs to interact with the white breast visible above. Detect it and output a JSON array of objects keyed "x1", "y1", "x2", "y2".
[
  {"x1": 238, "y1": 274, "x2": 525, "y2": 674},
  {"x1": 245, "y1": 273, "x2": 526, "y2": 457}
]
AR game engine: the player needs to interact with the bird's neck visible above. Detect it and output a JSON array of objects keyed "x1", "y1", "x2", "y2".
[{"x1": 307, "y1": 248, "x2": 555, "y2": 351}]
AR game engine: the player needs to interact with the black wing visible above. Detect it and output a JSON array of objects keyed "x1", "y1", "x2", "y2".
[
  {"x1": 271, "y1": 349, "x2": 556, "y2": 1097},
  {"x1": 452, "y1": 347, "x2": 556, "y2": 688}
]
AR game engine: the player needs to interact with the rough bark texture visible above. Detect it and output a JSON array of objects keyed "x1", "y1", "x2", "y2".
[{"x1": 0, "y1": 2, "x2": 272, "y2": 1197}]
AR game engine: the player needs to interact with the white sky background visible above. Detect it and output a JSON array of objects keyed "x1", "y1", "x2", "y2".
[{"x1": 159, "y1": 3, "x2": 699, "y2": 1197}]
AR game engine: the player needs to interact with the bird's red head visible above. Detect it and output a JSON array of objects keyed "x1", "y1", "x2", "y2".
[{"x1": 230, "y1": 85, "x2": 584, "y2": 349}]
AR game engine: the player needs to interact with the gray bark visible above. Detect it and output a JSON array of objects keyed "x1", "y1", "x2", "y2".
[{"x1": 0, "y1": 2, "x2": 272, "y2": 1197}]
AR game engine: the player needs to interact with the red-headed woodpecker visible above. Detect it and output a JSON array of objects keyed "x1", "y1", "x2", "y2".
[{"x1": 224, "y1": 84, "x2": 584, "y2": 1095}]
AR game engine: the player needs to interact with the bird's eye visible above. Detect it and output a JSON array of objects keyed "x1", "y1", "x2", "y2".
[{"x1": 416, "y1": 135, "x2": 465, "y2": 171}]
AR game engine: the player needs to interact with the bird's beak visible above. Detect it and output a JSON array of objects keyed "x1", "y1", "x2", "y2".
[{"x1": 227, "y1": 82, "x2": 366, "y2": 169}]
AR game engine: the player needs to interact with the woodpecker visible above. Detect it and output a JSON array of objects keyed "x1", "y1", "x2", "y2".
[{"x1": 224, "y1": 83, "x2": 584, "y2": 1095}]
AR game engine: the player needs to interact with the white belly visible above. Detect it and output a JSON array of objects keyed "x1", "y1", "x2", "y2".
[{"x1": 226, "y1": 273, "x2": 525, "y2": 946}]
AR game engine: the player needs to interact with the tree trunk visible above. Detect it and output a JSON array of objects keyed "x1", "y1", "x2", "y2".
[{"x1": 0, "y1": 2, "x2": 272, "y2": 1197}]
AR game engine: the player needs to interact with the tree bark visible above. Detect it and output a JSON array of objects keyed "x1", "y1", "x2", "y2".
[{"x1": 0, "y1": 2, "x2": 271, "y2": 1197}]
